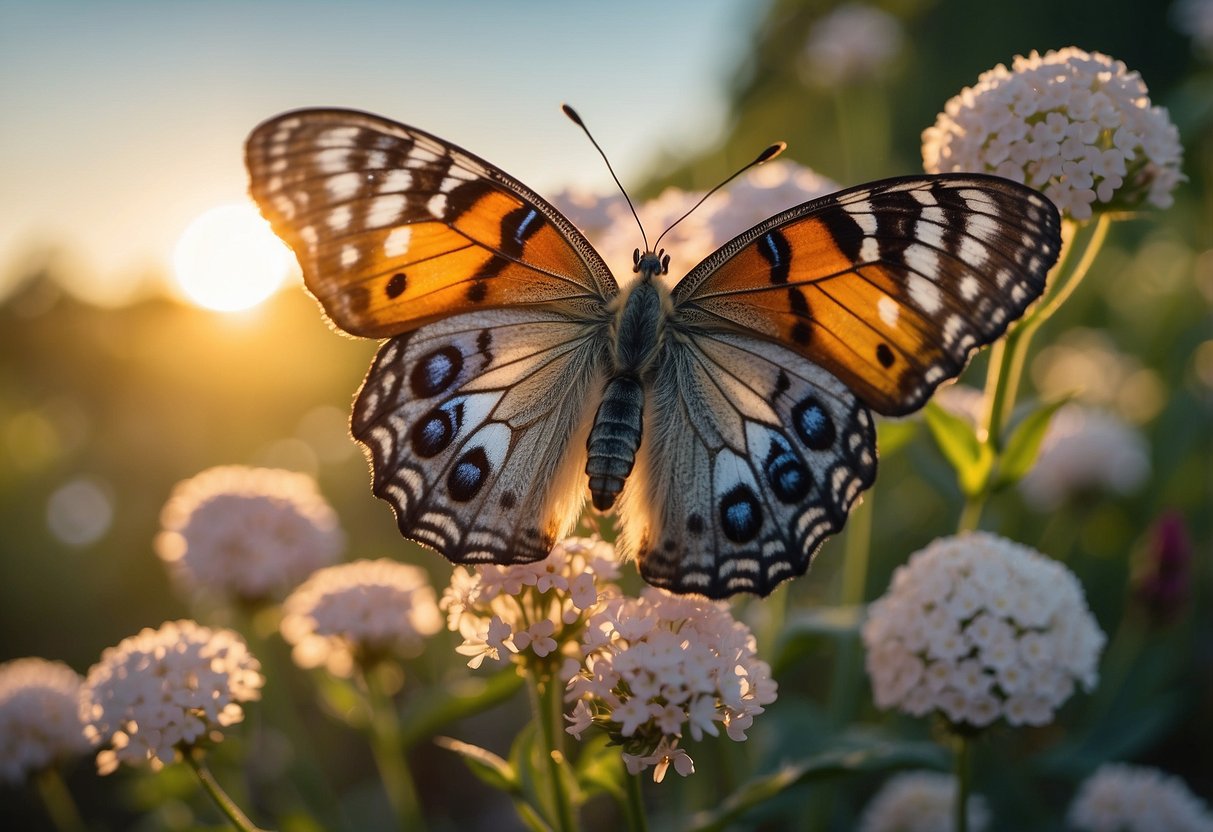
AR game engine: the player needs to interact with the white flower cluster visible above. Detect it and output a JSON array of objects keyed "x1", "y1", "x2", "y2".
[
  {"x1": 0, "y1": 658, "x2": 90, "y2": 785},
  {"x1": 552, "y1": 160, "x2": 835, "y2": 284},
  {"x1": 281, "y1": 559, "x2": 443, "y2": 676},
  {"x1": 565, "y1": 588, "x2": 777, "y2": 782},
  {"x1": 923, "y1": 48, "x2": 1183, "y2": 220},
  {"x1": 1018, "y1": 404, "x2": 1151, "y2": 510},
  {"x1": 156, "y1": 465, "x2": 344, "y2": 602},
  {"x1": 863, "y1": 533, "x2": 1104, "y2": 728},
  {"x1": 1068, "y1": 763, "x2": 1213, "y2": 832},
  {"x1": 801, "y1": 2, "x2": 904, "y2": 87},
  {"x1": 858, "y1": 772, "x2": 990, "y2": 832},
  {"x1": 440, "y1": 537, "x2": 620, "y2": 670},
  {"x1": 1031, "y1": 329, "x2": 1164, "y2": 424},
  {"x1": 1174, "y1": 0, "x2": 1213, "y2": 56},
  {"x1": 80, "y1": 620, "x2": 264, "y2": 774}
]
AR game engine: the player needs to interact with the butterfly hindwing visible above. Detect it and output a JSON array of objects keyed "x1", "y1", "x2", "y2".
[
  {"x1": 246, "y1": 109, "x2": 617, "y2": 337},
  {"x1": 672, "y1": 174, "x2": 1061, "y2": 415},
  {"x1": 353, "y1": 308, "x2": 610, "y2": 563},
  {"x1": 615, "y1": 330, "x2": 876, "y2": 598}
]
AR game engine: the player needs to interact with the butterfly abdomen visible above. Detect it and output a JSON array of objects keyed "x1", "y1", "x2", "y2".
[{"x1": 585, "y1": 375, "x2": 644, "y2": 511}]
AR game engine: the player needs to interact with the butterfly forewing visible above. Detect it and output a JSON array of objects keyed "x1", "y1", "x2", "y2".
[
  {"x1": 246, "y1": 109, "x2": 617, "y2": 337},
  {"x1": 617, "y1": 330, "x2": 876, "y2": 598},
  {"x1": 672, "y1": 175, "x2": 1061, "y2": 415},
  {"x1": 353, "y1": 308, "x2": 610, "y2": 563}
]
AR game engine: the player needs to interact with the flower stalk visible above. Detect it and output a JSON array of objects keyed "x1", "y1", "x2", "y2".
[
  {"x1": 529, "y1": 671, "x2": 577, "y2": 832},
  {"x1": 34, "y1": 768, "x2": 86, "y2": 832},
  {"x1": 953, "y1": 734, "x2": 972, "y2": 832},
  {"x1": 185, "y1": 750, "x2": 268, "y2": 832},
  {"x1": 363, "y1": 666, "x2": 425, "y2": 831}
]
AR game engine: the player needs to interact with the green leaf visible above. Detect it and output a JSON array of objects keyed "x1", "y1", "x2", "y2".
[
  {"x1": 574, "y1": 733, "x2": 626, "y2": 802},
  {"x1": 923, "y1": 401, "x2": 993, "y2": 497},
  {"x1": 434, "y1": 735, "x2": 518, "y2": 794},
  {"x1": 398, "y1": 669, "x2": 524, "y2": 749},
  {"x1": 992, "y1": 398, "x2": 1068, "y2": 490},
  {"x1": 683, "y1": 737, "x2": 948, "y2": 832},
  {"x1": 875, "y1": 417, "x2": 919, "y2": 457}
]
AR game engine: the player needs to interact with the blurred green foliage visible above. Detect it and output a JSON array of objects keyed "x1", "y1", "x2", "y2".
[{"x1": 2, "y1": 0, "x2": 1211, "y2": 829}]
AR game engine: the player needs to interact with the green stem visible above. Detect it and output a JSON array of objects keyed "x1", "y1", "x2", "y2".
[
  {"x1": 185, "y1": 751, "x2": 269, "y2": 832},
  {"x1": 953, "y1": 734, "x2": 972, "y2": 832},
  {"x1": 840, "y1": 493, "x2": 873, "y2": 605},
  {"x1": 529, "y1": 672, "x2": 577, "y2": 832},
  {"x1": 364, "y1": 666, "x2": 425, "y2": 831},
  {"x1": 623, "y1": 770, "x2": 650, "y2": 832},
  {"x1": 965, "y1": 213, "x2": 1112, "y2": 532},
  {"x1": 33, "y1": 768, "x2": 86, "y2": 832}
]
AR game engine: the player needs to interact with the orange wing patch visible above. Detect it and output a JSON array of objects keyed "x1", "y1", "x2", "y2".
[
  {"x1": 246, "y1": 109, "x2": 615, "y2": 338},
  {"x1": 674, "y1": 176, "x2": 1061, "y2": 416}
]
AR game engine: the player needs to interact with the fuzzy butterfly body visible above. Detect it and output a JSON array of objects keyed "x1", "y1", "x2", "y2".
[{"x1": 246, "y1": 108, "x2": 1061, "y2": 598}]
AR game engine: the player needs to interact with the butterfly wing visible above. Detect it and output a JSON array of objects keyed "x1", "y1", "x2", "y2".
[
  {"x1": 616, "y1": 330, "x2": 876, "y2": 597},
  {"x1": 671, "y1": 174, "x2": 1061, "y2": 415},
  {"x1": 246, "y1": 108, "x2": 617, "y2": 337},
  {"x1": 353, "y1": 308, "x2": 609, "y2": 563}
]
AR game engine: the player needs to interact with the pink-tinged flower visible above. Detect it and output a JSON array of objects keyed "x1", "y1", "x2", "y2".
[
  {"x1": 0, "y1": 658, "x2": 90, "y2": 785},
  {"x1": 1133, "y1": 511, "x2": 1194, "y2": 621},
  {"x1": 280, "y1": 558, "x2": 443, "y2": 676},
  {"x1": 859, "y1": 772, "x2": 991, "y2": 832},
  {"x1": 440, "y1": 537, "x2": 620, "y2": 670},
  {"x1": 800, "y1": 2, "x2": 904, "y2": 87},
  {"x1": 864, "y1": 533, "x2": 1104, "y2": 729},
  {"x1": 1068, "y1": 763, "x2": 1213, "y2": 832},
  {"x1": 923, "y1": 48, "x2": 1183, "y2": 220},
  {"x1": 1017, "y1": 404, "x2": 1151, "y2": 510},
  {"x1": 565, "y1": 587, "x2": 776, "y2": 781},
  {"x1": 80, "y1": 620, "x2": 263, "y2": 774},
  {"x1": 155, "y1": 465, "x2": 343, "y2": 603}
]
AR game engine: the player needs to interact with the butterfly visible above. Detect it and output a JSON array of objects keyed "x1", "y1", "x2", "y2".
[{"x1": 245, "y1": 107, "x2": 1061, "y2": 598}]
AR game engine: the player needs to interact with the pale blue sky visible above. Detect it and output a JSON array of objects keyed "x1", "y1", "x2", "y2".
[{"x1": 0, "y1": 0, "x2": 753, "y2": 303}]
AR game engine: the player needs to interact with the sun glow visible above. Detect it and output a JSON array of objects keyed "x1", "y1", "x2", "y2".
[{"x1": 172, "y1": 204, "x2": 294, "y2": 312}]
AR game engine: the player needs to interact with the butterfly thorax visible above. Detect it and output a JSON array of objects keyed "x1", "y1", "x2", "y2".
[{"x1": 585, "y1": 258, "x2": 673, "y2": 512}]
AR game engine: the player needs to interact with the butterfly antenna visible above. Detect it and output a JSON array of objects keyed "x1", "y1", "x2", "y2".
[
  {"x1": 562, "y1": 103, "x2": 650, "y2": 252},
  {"x1": 653, "y1": 141, "x2": 786, "y2": 251}
]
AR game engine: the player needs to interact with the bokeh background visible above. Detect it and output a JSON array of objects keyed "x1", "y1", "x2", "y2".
[{"x1": 2, "y1": 0, "x2": 1210, "y2": 829}]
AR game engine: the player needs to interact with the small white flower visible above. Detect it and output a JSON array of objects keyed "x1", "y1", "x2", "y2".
[
  {"x1": 923, "y1": 48, "x2": 1183, "y2": 220},
  {"x1": 440, "y1": 537, "x2": 621, "y2": 670},
  {"x1": 155, "y1": 466, "x2": 344, "y2": 603},
  {"x1": 80, "y1": 620, "x2": 263, "y2": 774},
  {"x1": 800, "y1": 2, "x2": 904, "y2": 87},
  {"x1": 0, "y1": 658, "x2": 90, "y2": 785},
  {"x1": 1018, "y1": 404, "x2": 1151, "y2": 510},
  {"x1": 565, "y1": 587, "x2": 776, "y2": 782},
  {"x1": 1069, "y1": 763, "x2": 1213, "y2": 832},
  {"x1": 280, "y1": 558, "x2": 443, "y2": 676},
  {"x1": 858, "y1": 771, "x2": 990, "y2": 832},
  {"x1": 863, "y1": 533, "x2": 1104, "y2": 729}
]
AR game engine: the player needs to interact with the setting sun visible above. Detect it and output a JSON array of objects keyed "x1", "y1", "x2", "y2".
[{"x1": 172, "y1": 203, "x2": 294, "y2": 312}]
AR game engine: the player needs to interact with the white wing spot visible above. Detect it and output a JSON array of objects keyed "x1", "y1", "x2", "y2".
[
  {"x1": 921, "y1": 206, "x2": 946, "y2": 225},
  {"x1": 860, "y1": 237, "x2": 881, "y2": 263},
  {"x1": 384, "y1": 227, "x2": 412, "y2": 258},
  {"x1": 878, "y1": 295, "x2": 900, "y2": 327},
  {"x1": 911, "y1": 188, "x2": 937, "y2": 206},
  {"x1": 960, "y1": 236, "x2": 988, "y2": 266},
  {"x1": 996, "y1": 269, "x2": 1012, "y2": 288},
  {"x1": 968, "y1": 213, "x2": 1000, "y2": 242},
  {"x1": 845, "y1": 202, "x2": 878, "y2": 234},
  {"x1": 959, "y1": 275, "x2": 980, "y2": 300},
  {"x1": 341, "y1": 245, "x2": 359, "y2": 267},
  {"x1": 958, "y1": 189, "x2": 997, "y2": 210},
  {"x1": 904, "y1": 243, "x2": 940, "y2": 281},
  {"x1": 366, "y1": 151, "x2": 388, "y2": 169},
  {"x1": 908, "y1": 273, "x2": 942, "y2": 313},
  {"x1": 368, "y1": 194, "x2": 407, "y2": 228},
  {"x1": 378, "y1": 169, "x2": 413, "y2": 193},
  {"x1": 327, "y1": 205, "x2": 352, "y2": 231},
  {"x1": 944, "y1": 313, "x2": 964, "y2": 346},
  {"x1": 326, "y1": 172, "x2": 362, "y2": 201},
  {"x1": 300, "y1": 225, "x2": 318, "y2": 246},
  {"x1": 317, "y1": 148, "x2": 352, "y2": 174},
  {"x1": 915, "y1": 218, "x2": 945, "y2": 249},
  {"x1": 428, "y1": 194, "x2": 448, "y2": 218},
  {"x1": 272, "y1": 195, "x2": 296, "y2": 220},
  {"x1": 439, "y1": 176, "x2": 463, "y2": 194}
]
